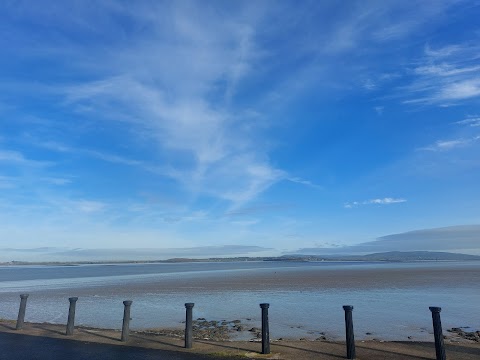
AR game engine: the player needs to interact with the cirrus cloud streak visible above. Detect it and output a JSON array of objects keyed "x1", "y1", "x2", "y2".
[{"x1": 345, "y1": 197, "x2": 407, "y2": 208}]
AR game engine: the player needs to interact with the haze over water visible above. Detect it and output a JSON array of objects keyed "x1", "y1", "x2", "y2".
[{"x1": 0, "y1": 261, "x2": 478, "y2": 341}]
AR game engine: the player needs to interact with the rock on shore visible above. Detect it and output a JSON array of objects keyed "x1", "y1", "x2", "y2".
[
  {"x1": 134, "y1": 318, "x2": 256, "y2": 341},
  {"x1": 447, "y1": 328, "x2": 480, "y2": 342}
]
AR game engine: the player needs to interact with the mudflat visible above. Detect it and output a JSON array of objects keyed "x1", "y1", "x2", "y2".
[{"x1": 29, "y1": 263, "x2": 480, "y2": 295}]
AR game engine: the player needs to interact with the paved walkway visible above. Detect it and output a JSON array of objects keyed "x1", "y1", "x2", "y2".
[{"x1": 0, "y1": 332, "x2": 211, "y2": 360}]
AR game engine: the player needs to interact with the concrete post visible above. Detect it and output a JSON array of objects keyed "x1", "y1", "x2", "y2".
[
  {"x1": 121, "y1": 300, "x2": 133, "y2": 342},
  {"x1": 184, "y1": 303, "x2": 194, "y2": 348},
  {"x1": 16, "y1": 294, "x2": 29, "y2": 330},
  {"x1": 429, "y1": 307, "x2": 446, "y2": 360},
  {"x1": 343, "y1": 305, "x2": 356, "y2": 359},
  {"x1": 65, "y1": 297, "x2": 78, "y2": 336},
  {"x1": 260, "y1": 303, "x2": 270, "y2": 355}
]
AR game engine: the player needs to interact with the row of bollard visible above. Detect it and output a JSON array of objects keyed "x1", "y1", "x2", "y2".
[
  {"x1": 340, "y1": 306, "x2": 446, "y2": 360},
  {"x1": 11, "y1": 294, "x2": 448, "y2": 360}
]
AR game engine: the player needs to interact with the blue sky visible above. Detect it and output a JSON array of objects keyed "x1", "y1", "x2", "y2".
[{"x1": 1, "y1": 0, "x2": 480, "y2": 260}]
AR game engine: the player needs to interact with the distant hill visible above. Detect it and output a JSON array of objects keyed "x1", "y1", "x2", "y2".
[
  {"x1": 352, "y1": 251, "x2": 480, "y2": 261},
  {"x1": 163, "y1": 251, "x2": 480, "y2": 262},
  {"x1": 2, "y1": 251, "x2": 479, "y2": 266},
  {"x1": 279, "y1": 251, "x2": 480, "y2": 262}
]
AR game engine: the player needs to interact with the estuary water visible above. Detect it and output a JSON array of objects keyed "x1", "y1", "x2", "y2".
[{"x1": 0, "y1": 261, "x2": 478, "y2": 341}]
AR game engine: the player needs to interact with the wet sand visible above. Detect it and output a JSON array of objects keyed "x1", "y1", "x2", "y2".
[{"x1": 24, "y1": 263, "x2": 480, "y2": 295}]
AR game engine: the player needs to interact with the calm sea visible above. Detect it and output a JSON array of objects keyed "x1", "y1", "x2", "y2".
[{"x1": 0, "y1": 261, "x2": 478, "y2": 340}]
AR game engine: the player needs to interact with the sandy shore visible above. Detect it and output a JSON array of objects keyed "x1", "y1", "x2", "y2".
[
  {"x1": 1, "y1": 319, "x2": 478, "y2": 359},
  {"x1": 21, "y1": 264, "x2": 480, "y2": 295}
]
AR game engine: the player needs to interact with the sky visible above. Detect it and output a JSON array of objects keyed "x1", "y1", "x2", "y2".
[{"x1": 1, "y1": 0, "x2": 480, "y2": 261}]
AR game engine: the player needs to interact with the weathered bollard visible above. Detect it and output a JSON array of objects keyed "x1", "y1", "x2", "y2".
[
  {"x1": 184, "y1": 303, "x2": 194, "y2": 348},
  {"x1": 429, "y1": 307, "x2": 446, "y2": 360},
  {"x1": 65, "y1": 297, "x2": 78, "y2": 335},
  {"x1": 343, "y1": 305, "x2": 356, "y2": 359},
  {"x1": 260, "y1": 303, "x2": 270, "y2": 354},
  {"x1": 121, "y1": 300, "x2": 133, "y2": 342},
  {"x1": 16, "y1": 294, "x2": 29, "y2": 330}
]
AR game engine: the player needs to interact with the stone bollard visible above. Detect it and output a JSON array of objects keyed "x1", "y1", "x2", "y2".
[
  {"x1": 429, "y1": 307, "x2": 446, "y2": 360},
  {"x1": 16, "y1": 294, "x2": 29, "y2": 330},
  {"x1": 184, "y1": 303, "x2": 194, "y2": 349},
  {"x1": 65, "y1": 297, "x2": 78, "y2": 336},
  {"x1": 260, "y1": 303, "x2": 270, "y2": 355},
  {"x1": 343, "y1": 305, "x2": 356, "y2": 359},
  {"x1": 121, "y1": 300, "x2": 133, "y2": 342}
]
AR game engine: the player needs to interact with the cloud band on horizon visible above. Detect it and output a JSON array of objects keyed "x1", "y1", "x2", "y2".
[{"x1": 293, "y1": 225, "x2": 480, "y2": 255}]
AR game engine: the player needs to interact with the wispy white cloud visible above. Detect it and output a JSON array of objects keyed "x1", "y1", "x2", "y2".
[
  {"x1": 363, "y1": 79, "x2": 376, "y2": 90},
  {"x1": 436, "y1": 139, "x2": 470, "y2": 150},
  {"x1": 418, "y1": 113, "x2": 480, "y2": 152},
  {"x1": 424, "y1": 43, "x2": 464, "y2": 58},
  {"x1": 0, "y1": 149, "x2": 52, "y2": 167},
  {"x1": 374, "y1": 106, "x2": 384, "y2": 115},
  {"x1": 0, "y1": 176, "x2": 16, "y2": 189},
  {"x1": 38, "y1": 140, "x2": 143, "y2": 167},
  {"x1": 0, "y1": 150, "x2": 25, "y2": 162},
  {"x1": 287, "y1": 177, "x2": 323, "y2": 190},
  {"x1": 324, "y1": 1, "x2": 455, "y2": 53},
  {"x1": 345, "y1": 197, "x2": 407, "y2": 208},
  {"x1": 414, "y1": 64, "x2": 480, "y2": 77},
  {"x1": 224, "y1": 203, "x2": 292, "y2": 217},
  {"x1": 438, "y1": 79, "x2": 480, "y2": 100},
  {"x1": 420, "y1": 136, "x2": 480, "y2": 152},
  {"x1": 36, "y1": 137, "x2": 297, "y2": 210},
  {"x1": 58, "y1": 3, "x2": 286, "y2": 208},
  {"x1": 456, "y1": 116, "x2": 480, "y2": 127},
  {"x1": 403, "y1": 42, "x2": 480, "y2": 105},
  {"x1": 42, "y1": 177, "x2": 72, "y2": 186},
  {"x1": 73, "y1": 200, "x2": 107, "y2": 213}
]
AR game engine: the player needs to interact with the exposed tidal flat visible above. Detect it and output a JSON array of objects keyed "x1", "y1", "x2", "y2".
[{"x1": 0, "y1": 261, "x2": 478, "y2": 341}]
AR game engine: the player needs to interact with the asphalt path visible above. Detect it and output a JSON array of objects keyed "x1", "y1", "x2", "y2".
[{"x1": 0, "y1": 332, "x2": 213, "y2": 360}]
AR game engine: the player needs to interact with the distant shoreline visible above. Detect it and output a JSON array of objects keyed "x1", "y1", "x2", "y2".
[
  {"x1": 2, "y1": 250, "x2": 480, "y2": 266},
  {"x1": 0, "y1": 259, "x2": 476, "y2": 266}
]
